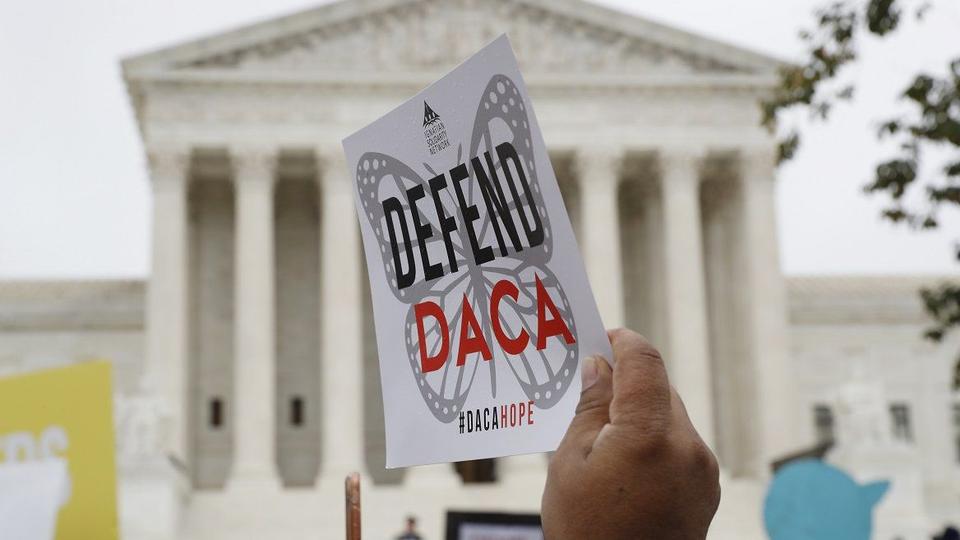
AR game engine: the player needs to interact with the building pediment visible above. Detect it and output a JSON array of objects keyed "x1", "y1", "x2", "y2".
[{"x1": 123, "y1": 0, "x2": 784, "y2": 81}]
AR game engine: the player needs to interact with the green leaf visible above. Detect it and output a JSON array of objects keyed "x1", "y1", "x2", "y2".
[
  {"x1": 778, "y1": 132, "x2": 801, "y2": 164},
  {"x1": 868, "y1": 158, "x2": 917, "y2": 198},
  {"x1": 877, "y1": 119, "x2": 901, "y2": 137}
]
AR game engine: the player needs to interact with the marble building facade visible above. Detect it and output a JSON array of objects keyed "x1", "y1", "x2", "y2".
[{"x1": 0, "y1": 0, "x2": 958, "y2": 538}]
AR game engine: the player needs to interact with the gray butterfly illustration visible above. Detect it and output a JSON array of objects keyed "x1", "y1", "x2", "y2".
[{"x1": 355, "y1": 75, "x2": 579, "y2": 424}]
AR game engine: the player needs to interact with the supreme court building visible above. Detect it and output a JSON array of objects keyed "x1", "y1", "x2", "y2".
[{"x1": 1, "y1": 0, "x2": 958, "y2": 538}]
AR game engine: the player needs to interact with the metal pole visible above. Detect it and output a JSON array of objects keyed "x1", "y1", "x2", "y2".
[{"x1": 345, "y1": 472, "x2": 361, "y2": 540}]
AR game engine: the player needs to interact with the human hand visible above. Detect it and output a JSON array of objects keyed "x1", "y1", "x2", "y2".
[{"x1": 541, "y1": 328, "x2": 720, "y2": 539}]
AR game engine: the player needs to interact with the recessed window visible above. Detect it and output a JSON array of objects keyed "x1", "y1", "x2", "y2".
[
  {"x1": 209, "y1": 397, "x2": 224, "y2": 429},
  {"x1": 890, "y1": 403, "x2": 913, "y2": 442},
  {"x1": 290, "y1": 396, "x2": 305, "y2": 427},
  {"x1": 813, "y1": 404, "x2": 834, "y2": 444},
  {"x1": 455, "y1": 458, "x2": 497, "y2": 484}
]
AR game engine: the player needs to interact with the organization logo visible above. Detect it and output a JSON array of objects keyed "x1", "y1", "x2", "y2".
[{"x1": 422, "y1": 101, "x2": 450, "y2": 155}]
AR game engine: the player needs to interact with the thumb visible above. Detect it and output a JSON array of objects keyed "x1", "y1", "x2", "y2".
[{"x1": 558, "y1": 355, "x2": 613, "y2": 459}]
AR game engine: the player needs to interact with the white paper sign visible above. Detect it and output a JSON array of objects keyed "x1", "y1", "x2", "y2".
[{"x1": 344, "y1": 35, "x2": 611, "y2": 468}]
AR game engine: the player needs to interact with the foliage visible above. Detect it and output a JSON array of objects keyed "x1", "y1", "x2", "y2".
[
  {"x1": 921, "y1": 284, "x2": 960, "y2": 389},
  {"x1": 762, "y1": 0, "x2": 960, "y2": 387}
]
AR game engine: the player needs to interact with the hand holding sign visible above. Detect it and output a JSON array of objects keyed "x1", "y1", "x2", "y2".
[
  {"x1": 542, "y1": 329, "x2": 721, "y2": 540},
  {"x1": 344, "y1": 35, "x2": 721, "y2": 538}
]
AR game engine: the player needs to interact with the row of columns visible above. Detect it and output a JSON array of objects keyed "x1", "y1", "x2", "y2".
[
  {"x1": 145, "y1": 145, "x2": 366, "y2": 490},
  {"x1": 577, "y1": 147, "x2": 713, "y2": 447},
  {"x1": 144, "y1": 143, "x2": 793, "y2": 490},
  {"x1": 576, "y1": 146, "x2": 792, "y2": 464}
]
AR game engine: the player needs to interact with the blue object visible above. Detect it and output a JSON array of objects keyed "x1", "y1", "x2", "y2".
[{"x1": 764, "y1": 459, "x2": 889, "y2": 540}]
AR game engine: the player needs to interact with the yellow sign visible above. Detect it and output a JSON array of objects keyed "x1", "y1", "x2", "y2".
[{"x1": 0, "y1": 361, "x2": 118, "y2": 540}]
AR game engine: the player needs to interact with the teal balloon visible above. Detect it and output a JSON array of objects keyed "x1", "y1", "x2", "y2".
[{"x1": 764, "y1": 459, "x2": 889, "y2": 540}]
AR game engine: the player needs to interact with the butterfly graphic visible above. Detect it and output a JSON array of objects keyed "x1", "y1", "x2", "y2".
[{"x1": 354, "y1": 74, "x2": 579, "y2": 424}]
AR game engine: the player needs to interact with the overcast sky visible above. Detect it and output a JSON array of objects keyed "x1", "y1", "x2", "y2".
[{"x1": 1, "y1": 0, "x2": 957, "y2": 279}]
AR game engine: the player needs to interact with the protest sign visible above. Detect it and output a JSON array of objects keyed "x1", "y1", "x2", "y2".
[
  {"x1": 0, "y1": 362, "x2": 117, "y2": 539},
  {"x1": 446, "y1": 511, "x2": 543, "y2": 540},
  {"x1": 344, "y1": 35, "x2": 611, "y2": 468}
]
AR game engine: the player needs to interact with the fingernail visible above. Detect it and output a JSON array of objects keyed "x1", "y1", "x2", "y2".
[{"x1": 581, "y1": 356, "x2": 599, "y2": 391}]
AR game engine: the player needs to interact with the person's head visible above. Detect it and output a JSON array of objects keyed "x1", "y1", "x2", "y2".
[
  {"x1": 405, "y1": 516, "x2": 417, "y2": 532},
  {"x1": 937, "y1": 525, "x2": 960, "y2": 540}
]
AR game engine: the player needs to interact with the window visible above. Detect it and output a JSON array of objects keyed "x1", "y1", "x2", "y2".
[
  {"x1": 889, "y1": 403, "x2": 913, "y2": 442},
  {"x1": 209, "y1": 397, "x2": 224, "y2": 429},
  {"x1": 953, "y1": 403, "x2": 960, "y2": 463},
  {"x1": 454, "y1": 459, "x2": 497, "y2": 484},
  {"x1": 813, "y1": 404, "x2": 835, "y2": 444},
  {"x1": 290, "y1": 396, "x2": 305, "y2": 428}
]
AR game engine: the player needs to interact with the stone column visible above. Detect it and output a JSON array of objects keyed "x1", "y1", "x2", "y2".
[
  {"x1": 145, "y1": 146, "x2": 191, "y2": 465},
  {"x1": 317, "y1": 148, "x2": 367, "y2": 485},
  {"x1": 228, "y1": 146, "x2": 280, "y2": 489},
  {"x1": 659, "y1": 149, "x2": 715, "y2": 449},
  {"x1": 739, "y1": 148, "x2": 797, "y2": 475},
  {"x1": 575, "y1": 147, "x2": 625, "y2": 328}
]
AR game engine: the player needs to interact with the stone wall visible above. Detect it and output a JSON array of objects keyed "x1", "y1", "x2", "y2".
[
  {"x1": 0, "y1": 281, "x2": 144, "y2": 391},
  {"x1": 1, "y1": 275, "x2": 957, "y2": 537},
  {"x1": 787, "y1": 275, "x2": 960, "y2": 529}
]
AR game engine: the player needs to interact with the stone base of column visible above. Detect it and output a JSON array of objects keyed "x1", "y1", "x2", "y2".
[
  {"x1": 499, "y1": 454, "x2": 548, "y2": 487},
  {"x1": 404, "y1": 464, "x2": 462, "y2": 488},
  {"x1": 226, "y1": 470, "x2": 281, "y2": 494},
  {"x1": 118, "y1": 457, "x2": 184, "y2": 540}
]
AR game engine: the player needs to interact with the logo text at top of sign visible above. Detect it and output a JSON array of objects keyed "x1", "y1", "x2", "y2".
[{"x1": 422, "y1": 101, "x2": 450, "y2": 155}]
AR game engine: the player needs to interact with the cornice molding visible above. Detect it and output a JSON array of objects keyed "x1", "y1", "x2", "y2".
[
  {"x1": 787, "y1": 276, "x2": 959, "y2": 326},
  {"x1": 132, "y1": 70, "x2": 779, "y2": 95},
  {"x1": 0, "y1": 281, "x2": 145, "y2": 331}
]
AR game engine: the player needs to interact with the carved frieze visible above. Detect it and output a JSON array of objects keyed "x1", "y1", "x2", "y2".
[{"x1": 177, "y1": 0, "x2": 744, "y2": 75}]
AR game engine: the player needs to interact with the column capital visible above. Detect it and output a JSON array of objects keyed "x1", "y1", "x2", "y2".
[
  {"x1": 658, "y1": 146, "x2": 706, "y2": 168},
  {"x1": 573, "y1": 145, "x2": 624, "y2": 184},
  {"x1": 657, "y1": 147, "x2": 705, "y2": 187},
  {"x1": 739, "y1": 147, "x2": 777, "y2": 180},
  {"x1": 146, "y1": 146, "x2": 191, "y2": 183},
  {"x1": 230, "y1": 145, "x2": 279, "y2": 183}
]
